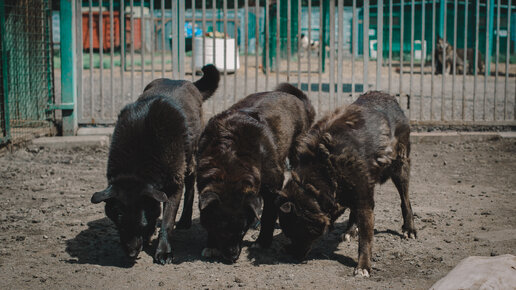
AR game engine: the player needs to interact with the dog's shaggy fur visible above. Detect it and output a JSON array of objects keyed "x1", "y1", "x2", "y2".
[
  {"x1": 277, "y1": 91, "x2": 416, "y2": 277},
  {"x1": 91, "y1": 65, "x2": 219, "y2": 264},
  {"x1": 196, "y1": 83, "x2": 315, "y2": 263}
]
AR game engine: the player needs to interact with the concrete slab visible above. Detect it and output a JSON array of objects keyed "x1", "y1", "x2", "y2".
[
  {"x1": 410, "y1": 132, "x2": 460, "y2": 144},
  {"x1": 77, "y1": 127, "x2": 114, "y2": 136},
  {"x1": 499, "y1": 131, "x2": 516, "y2": 139},
  {"x1": 32, "y1": 135, "x2": 109, "y2": 149}
]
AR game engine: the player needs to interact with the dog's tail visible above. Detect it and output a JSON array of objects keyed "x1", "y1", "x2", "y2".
[
  {"x1": 194, "y1": 64, "x2": 220, "y2": 101},
  {"x1": 275, "y1": 83, "x2": 315, "y2": 124}
]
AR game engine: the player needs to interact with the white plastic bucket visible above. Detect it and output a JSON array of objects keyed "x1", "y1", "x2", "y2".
[{"x1": 193, "y1": 37, "x2": 240, "y2": 72}]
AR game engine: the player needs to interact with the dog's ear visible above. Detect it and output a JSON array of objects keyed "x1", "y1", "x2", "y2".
[
  {"x1": 91, "y1": 185, "x2": 116, "y2": 204},
  {"x1": 143, "y1": 185, "x2": 168, "y2": 203},
  {"x1": 245, "y1": 194, "x2": 263, "y2": 222},
  {"x1": 279, "y1": 202, "x2": 295, "y2": 214},
  {"x1": 199, "y1": 191, "x2": 220, "y2": 211}
]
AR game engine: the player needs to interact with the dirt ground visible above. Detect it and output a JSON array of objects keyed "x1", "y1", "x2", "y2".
[{"x1": 0, "y1": 137, "x2": 515, "y2": 289}]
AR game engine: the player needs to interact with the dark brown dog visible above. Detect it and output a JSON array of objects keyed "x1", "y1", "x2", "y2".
[
  {"x1": 196, "y1": 83, "x2": 315, "y2": 263},
  {"x1": 277, "y1": 91, "x2": 416, "y2": 277},
  {"x1": 91, "y1": 65, "x2": 219, "y2": 264}
]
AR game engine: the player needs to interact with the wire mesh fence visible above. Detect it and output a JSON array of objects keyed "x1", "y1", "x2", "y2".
[
  {"x1": 0, "y1": 0, "x2": 55, "y2": 145},
  {"x1": 74, "y1": 0, "x2": 516, "y2": 126}
]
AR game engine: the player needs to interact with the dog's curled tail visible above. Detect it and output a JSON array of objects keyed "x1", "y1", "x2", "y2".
[
  {"x1": 275, "y1": 83, "x2": 315, "y2": 124},
  {"x1": 194, "y1": 64, "x2": 220, "y2": 101}
]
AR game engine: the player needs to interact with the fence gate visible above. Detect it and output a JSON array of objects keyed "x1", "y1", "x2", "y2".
[
  {"x1": 0, "y1": 0, "x2": 55, "y2": 145},
  {"x1": 77, "y1": 0, "x2": 516, "y2": 127}
]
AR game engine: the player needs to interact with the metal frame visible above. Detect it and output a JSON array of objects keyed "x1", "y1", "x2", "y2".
[{"x1": 68, "y1": 0, "x2": 516, "y2": 128}]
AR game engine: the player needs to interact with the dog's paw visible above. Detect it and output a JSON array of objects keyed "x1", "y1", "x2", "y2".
[
  {"x1": 353, "y1": 268, "x2": 370, "y2": 277},
  {"x1": 341, "y1": 227, "x2": 359, "y2": 242},
  {"x1": 201, "y1": 247, "x2": 221, "y2": 258},
  {"x1": 402, "y1": 228, "x2": 417, "y2": 239}
]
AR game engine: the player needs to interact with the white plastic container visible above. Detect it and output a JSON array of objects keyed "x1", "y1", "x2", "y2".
[{"x1": 193, "y1": 37, "x2": 240, "y2": 72}]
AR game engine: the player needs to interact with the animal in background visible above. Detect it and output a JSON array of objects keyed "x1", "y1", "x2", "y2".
[
  {"x1": 91, "y1": 64, "x2": 219, "y2": 264},
  {"x1": 435, "y1": 37, "x2": 484, "y2": 75}
]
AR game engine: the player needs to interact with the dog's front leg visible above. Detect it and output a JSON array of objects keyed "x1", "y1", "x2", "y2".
[{"x1": 154, "y1": 185, "x2": 182, "y2": 264}]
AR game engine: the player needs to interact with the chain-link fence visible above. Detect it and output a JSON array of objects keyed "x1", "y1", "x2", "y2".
[{"x1": 0, "y1": 0, "x2": 55, "y2": 145}]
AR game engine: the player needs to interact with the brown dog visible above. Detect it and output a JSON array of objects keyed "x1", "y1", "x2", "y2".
[
  {"x1": 277, "y1": 91, "x2": 416, "y2": 277},
  {"x1": 196, "y1": 83, "x2": 315, "y2": 263}
]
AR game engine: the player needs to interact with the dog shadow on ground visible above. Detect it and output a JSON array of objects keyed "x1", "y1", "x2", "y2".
[
  {"x1": 246, "y1": 218, "x2": 405, "y2": 269},
  {"x1": 246, "y1": 219, "x2": 356, "y2": 269},
  {"x1": 65, "y1": 217, "x2": 135, "y2": 268},
  {"x1": 66, "y1": 217, "x2": 208, "y2": 267},
  {"x1": 142, "y1": 217, "x2": 206, "y2": 264}
]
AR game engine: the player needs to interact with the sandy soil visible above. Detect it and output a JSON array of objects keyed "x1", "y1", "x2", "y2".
[{"x1": 0, "y1": 137, "x2": 515, "y2": 289}]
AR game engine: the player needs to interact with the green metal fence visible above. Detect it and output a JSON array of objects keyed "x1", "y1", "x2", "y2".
[{"x1": 0, "y1": 0, "x2": 55, "y2": 145}]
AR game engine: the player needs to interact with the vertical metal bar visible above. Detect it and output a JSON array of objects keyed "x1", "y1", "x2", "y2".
[
  {"x1": 89, "y1": 0, "x2": 93, "y2": 118},
  {"x1": 110, "y1": 0, "x2": 114, "y2": 118},
  {"x1": 329, "y1": 0, "x2": 335, "y2": 109},
  {"x1": 234, "y1": 0, "x2": 237, "y2": 101},
  {"x1": 99, "y1": 0, "x2": 104, "y2": 118},
  {"x1": 178, "y1": 0, "x2": 185, "y2": 79},
  {"x1": 420, "y1": 0, "x2": 425, "y2": 120},
  {"x1": 440, "y1": 0, "x2": 447, "y2": 121},
  {"x1": 352, "y1": 0, "x2": 356, "y2": 97},
  {"x1": 483, "y1": 0, "x2": 491, "y2": 120},
  {"x1": 121, "y1": 0, "x2": 125, "y2": 105},
  {"x1": 212, "y1": 0, "x2": 216, "y2": 113},
  {"x1": 505, "y1": 0, "x2": 512, "y2": 120},
  {"x1": 151, "y1": 0, "x2": 154, "y2": 81},
  {"x1": 409, "y1": 0, "x2": 414, "y2": 119},
  {"x1": 171, "y1": 0, "x2": 175, "y2": 79},
  {"x1": 431, "y1": 0, "x2": 435, "y2": 120},
  {"x1": 297, "y1": 0, "x2": 301, "y2": 89},
  {"x1": 400, "y1": 0, "x2": 404, "y2": 102},
  {"x1": 140, "y1": 0, "x2": 144, "y2": 90},
  {"x1": 130, "y1": 0, "x2": 135, "y2": 99},
  {"x1": 244, "y1": 0, "x2": 248, "y2": 96},
  {"x1": 388, "y1": 0, "x2": 392, "y2": 94},
  {"x1": 202, "y1": 0, "x2": 206, "y2": 66},
  {"x1": 276, "y1": 0, "x2": 280, "y2": 87},
  {"x1": 59, "y1": 0, "x2": 77, "y2": 135},
  {"x1": 337, "y1": 0, "x2": 343, "y2": 105},
  {"x1": 255, "y1": 0, "x2": 259, "y2": 92},
  {"x1": 494, "y1": 0, "x2": 500, "y2": 120},
  {"x1": 363, "y1": 0, "x2": 369, "y2": 96},
  {"x1": 318, "y1": 0, "x2": 322, "y2": 110},
  {"x1": 452, "y1": 0, "x2": 457, "y2": 120},
  {"x1": 223, "y1": 0, "x2": 227, "y2": 107},
  {"x1": 192, "y1": 0, "x2": 196, "y2": 81},
  {"x1": 376, "y1": 0, "x2": 383, "y2": 91},
  {"x1": 287, "y1": 0, "x2": 291, "y2": 83},
  {"x1": 265, "y1": 0, "x2": 269, "y2": 91},
  {"x1": 473, "y1": 0, "x2": 479, "y2": 121},
  {"x1": 308, "y1": 0, "x2": 312, "y2": 101},
  {"x1": 161, "y1": 0, "x2": 165, "y2": 77},
  {"x1": 462, "y1": 0, "x2": 468, "y2": 120}
]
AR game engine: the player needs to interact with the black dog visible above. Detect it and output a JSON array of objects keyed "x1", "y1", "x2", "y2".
[
  {"x1": 196, "y1": 83, "x2": 315, "y2": 263},
  {"x1": 91, "y1": 64, "x2": 219, "y2": 264},
  {"x1": 277, "y1": 91, "x2": 416, "y2": 277}
]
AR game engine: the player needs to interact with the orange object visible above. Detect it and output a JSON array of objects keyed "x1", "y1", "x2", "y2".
[
  {"x1": 125, "y1": 17, "x2": 142, "y2": 51},
  {"x1": 82, "y1": 11, "x2": 121, "y2": 51}
]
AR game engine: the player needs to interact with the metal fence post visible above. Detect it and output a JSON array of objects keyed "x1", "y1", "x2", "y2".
[
  {"x1": 0, "y1": 0, "x2": 10, "y2": 143},
  {"x1": 60, "y1": 0, "x2": 77, "y2": 136}
]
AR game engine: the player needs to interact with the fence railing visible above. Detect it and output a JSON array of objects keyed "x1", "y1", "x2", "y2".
[{"x1": 73, "y1": 0, "x2": 516, "y2": 126}]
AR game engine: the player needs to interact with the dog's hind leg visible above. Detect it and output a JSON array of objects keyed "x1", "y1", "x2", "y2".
[
  {"x1": 390, "y1": 154, "x2": 416, "y2": 239},
  {"x1": 176, "y1": 172, "x2": 195, "y2": 229}
]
